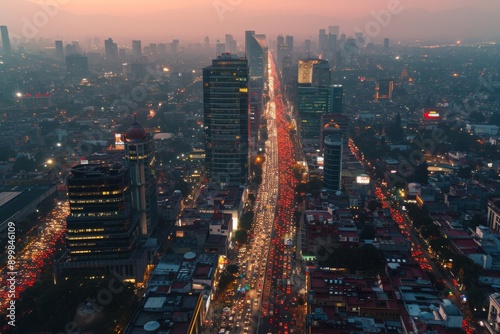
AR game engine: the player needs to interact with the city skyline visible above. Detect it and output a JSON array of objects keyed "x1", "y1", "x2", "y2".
[
  {"x1": 2, "y1": 1, "x2": 500, "y2": 333},
  {"x1": 2, "y1": 0, "x2": 500, "y2": 43}
]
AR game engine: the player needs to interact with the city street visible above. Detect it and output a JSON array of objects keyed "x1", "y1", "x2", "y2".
[{"x1": 0, "y1": 199, "x2": 68, "y2": 332}]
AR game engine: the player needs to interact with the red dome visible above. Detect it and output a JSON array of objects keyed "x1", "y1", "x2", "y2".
[{"x1": 125, "y1": 121, "x2": 147, "y2": 140}]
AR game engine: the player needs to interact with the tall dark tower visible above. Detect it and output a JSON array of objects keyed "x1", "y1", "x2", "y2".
[
  {"x1": 65, "y1": 164, "x2": 140, "y2": 260},
  {"x1": 132, "y1": 40, "x2": 142, "y2": 59},
  {"x1": 323, "y1": 122, "x2": 343, "y2": 193},
  {"x1": 0, "y1": 26, "x2": 12, "y2": 57},
  {"x1": 104, "y1": 37, "x2": 118, "y2": 61},
  {"x1": 203, "y1": 53, "x2": 249, "y2": 187},
  {"x1": 124, "y1": 119, "x2": 158, "y2": 237},
  {"x1": 332, "y1": 84, "x2": 343, "y2": 114},
  {"x1": 245, "y1": 30, "x2": 268, "y2": 151},
  {"x1": 297, "y1": 59, "x2": 335, "y2": 142},
  {"x1": 55, "y1": 40, "x2": 64, "y2": 60}
]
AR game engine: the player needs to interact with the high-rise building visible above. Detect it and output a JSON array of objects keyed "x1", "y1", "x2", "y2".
[
  {"x1": 65, "y1": 54, "x2": 89, "y2": 77},
  {"x1": 55, "y1": 40, "x2": 64, "y2": 60},
  {"x1": 124, "y1": 120, "x2": 158, "y2": 237},
  {"x1": 65, "y1": 164, "x2": 140, "y2": 260},
  {"x1": 132, "y1": 40, "x2": 142, "y2": 59},
  {"x1": 149, "y1": 43, "x2": 157, "y2": 57},
  {"x1": 203, "y1": 53, "x2": 249, "y2": 187},
  {"x1": 158, "y1": 43, "x2": 167, "y2": 56},
  {"x1": 298, "y1": 59, "x2": 330, "y2": 86},
  {"x1": 276, "y1": 35, "x2": 286, "y2": 71},
  {"x1": 65, "y1": 44, "x2": 77, "y2": 56},
  {"x1": 277, "y1": 35, "x2": 285, "y2": 47},
  {"x1": 327, "y1": 33, "x2": 338, "y2": 61},
  {"x1": 0, "y1": 26, "x2": 12, "y2": 56},
  {"x1": 277, "y1": 35, "x2": 294, "y2": 72},
  {"x1": 171, "y1": 39, "x2": 179, "y2": 53},
  {"x1": 355, "y1": 32, "x2": 365, "y2": 46},
  {"x1": 320, "y1": 113, "x2": 349, "y2": 149},
  {"x1": 318, "y1": 29, "x2": 327, "y2": 54},
  {"x1": 216, "y1": 40, "x2": 226, "y2": 57},
  {"x1": 285, "y1": 35, "x2": 294, "y2": 56},
  {"x1": 304, "y1": 39, "x2": 311, "y2": 55},
  {"x1": 104, "y1": 38, "x2": 118, "y2": 60},
  {"x1": 71, "y1": 41, "x2": 81, "y2": 54},
  {"x1": 331, "y1": 84, "x2": 343, "y2": 114},
  {"x1": 225, "y1": 34, "x2": 237, "y2": 53},
  {"x1": 245, "y1": 31, "x2": 268, "y2": 150},
  {"x1": 297, "y1": 59, "x2": 343, "y2": 142},
  {"x1": 56, "y1": 161, "x2": 149, "y2": 284},
  {"x1": 298, "y1": 86, "x2": 337, "y2": 140},
  {"x1": 322, "y1": 123, "x2": 343, "y2": 193}
]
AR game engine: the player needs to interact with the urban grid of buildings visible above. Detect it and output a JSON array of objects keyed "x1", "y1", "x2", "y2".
[{"x1": 1, "y1": 21, "x2": 500, "y2": 334}]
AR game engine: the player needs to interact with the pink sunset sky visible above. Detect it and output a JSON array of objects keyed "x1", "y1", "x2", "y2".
[
  {"x1": 26, "y1": 0, "x2": 498, "y2": 16},
  {"x1": 3, "y1": 0, "x2": 500, "y2": 43}
]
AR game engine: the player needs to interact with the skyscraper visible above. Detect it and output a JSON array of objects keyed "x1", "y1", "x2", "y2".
[
  {"x1": 149, "y1": 43, "x2": 158, "y2": 57},
  {"x1": 304, "y1": 39, "x2": 311, "y2": 55},
  {"x1": 276, "y1": 35, "x2": 286, "y2": 71},
  {"x1": 298, "y1": 85, "x2": 336, "y2": 140},
  {"x1": 216, "y1": 40, "x2": 226, "y2": 57},
  {"x1": 323, "y1": 123, "x2": 343, "y2": 193},
  {"x1": 171, "y1": 39, "x2": 179, "y2": 53},
  {"x1": 55, "y1": 40, "x2": 64, "y2": 60},
  {"x1": 245, "y1": 31, "x2": 268, "y2": 150},
  {"x1": 285, "y1": 35, "x2": 294, "y2": 57},
  {"x1": 225, "y1": 34, "x2": 237, "y2": 53},
  {"x1": 297, "y1": 59, "x2": 343, "y2": 142},
  {"x1": 298, "y1": 59, "x2": 330, "y2": 86},
  {"x1": 65, "y1": 164, "x2": 140, "y2": 260},
  {"x1": 320, "y1": 113, "x2": 349, "y2": 149},
  {"x1": 318, "y1": 29, "x2": 327, "y2": 54},
  {"x1": 57, "y1": 162, "x2": 148, "y2": 284},
  {"x1": 104, "y1": 37, "x2": 118, "y2": 60},
  {"x1": 132, "y1": 40, "x2": 142, "y2": 59},
  {"x1": 203, "y1": 53, "x2": 249, "y2": 187},
  {"x1": 332, "y1": 84, "x2": 343, "y2": 114},
  {"x1": 124, "y1": 119, "x2": 158, "y2": 237},
  {"x1": 158, "y1": 43, "x2": 167, "y2": 56},
  {"x1": 0, "y1": 26, "x2": 12, "y2": 56}
]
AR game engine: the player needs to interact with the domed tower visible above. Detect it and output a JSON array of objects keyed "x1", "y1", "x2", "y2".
[
  {"x1": 322, "y1": 121, "x2": 343, "y2": 193},
  {"x1": 124, "y1": 118, "x2": 158, "y2": 237}
]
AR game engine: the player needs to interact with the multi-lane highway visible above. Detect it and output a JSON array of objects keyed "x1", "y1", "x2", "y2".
[
  {"x1": 258, "y1": 53, "x2": 301, "y2": 334},
  {"x1": 0, "y1": 200, "x2": 68, "y2": 332},
  {"x1": 215, "y1": 53, "x2": 302, "y2": 334}
]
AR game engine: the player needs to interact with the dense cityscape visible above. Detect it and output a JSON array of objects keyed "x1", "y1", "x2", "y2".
[{"x1": 1, "y1": 2, "x2": 500, "y2": 334}]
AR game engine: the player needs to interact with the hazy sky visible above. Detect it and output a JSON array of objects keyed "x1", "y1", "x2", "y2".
[
  {"x1": 26, "y1": 0, "x2": 499, "y2": 16},
  {"x1": 2, "y1": 0, "x2": 500, "y2": 43}
]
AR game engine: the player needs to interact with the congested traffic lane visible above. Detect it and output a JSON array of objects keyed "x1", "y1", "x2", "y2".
[
  {"x1": 257, "y1": 53, "x2": 300, "y2": 334},
  {"x1": 215, "y1": 57, "x2": 280, "y2": 334},
  {"x1": 0, "y1": 200, "x2": 68, "y2": 332}
]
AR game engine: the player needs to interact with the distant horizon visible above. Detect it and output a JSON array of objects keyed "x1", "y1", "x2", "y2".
[{"x1": 2, "y1": 0, "x2": 500, "y2": 45}]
